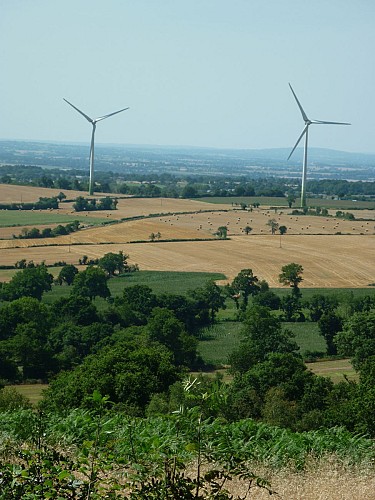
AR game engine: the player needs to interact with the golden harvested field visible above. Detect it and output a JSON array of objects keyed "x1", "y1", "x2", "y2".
[
  {"x1": 0, "y1": 184, "x2": 105, "y2": 203},
  {"x1": 0, "y1": 184, "x2": 374, "y2": 287},
  {"x1": 0, "y1": 234, "x2": 373, "y2": 287},
  {"x1": 56, "y1": 196, "x2": 226, "y2": 220}
]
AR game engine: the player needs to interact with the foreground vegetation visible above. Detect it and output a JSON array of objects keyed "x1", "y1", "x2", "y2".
[
  {"x1": 0, "y1": 392, "x2": 374, "y2": 498},
  {"x1": 0, "y1": 258, "x2": 374, "y2": 497}
]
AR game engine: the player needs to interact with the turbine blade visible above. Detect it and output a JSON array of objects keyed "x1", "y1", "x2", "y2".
[
  {"x1": 311, "y1": 120, "x2": 351, "y2": 125},
  {"x1": 95, "y1": 107, "x2": 129, "y2": 122},
  {"x1": 289, "y1": 83, "x2": 309, "y2": 123},
  {"x1": 288, "y1": 125, "x2": 308, "y2": 160},
  {"x1": 63, "y1": 98, "x2": 93, "y2": 123}
]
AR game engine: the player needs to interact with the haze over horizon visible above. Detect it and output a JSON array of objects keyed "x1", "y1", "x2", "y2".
[{"x1": 1, "y1": 1, "x2": 374, "y2": 154}]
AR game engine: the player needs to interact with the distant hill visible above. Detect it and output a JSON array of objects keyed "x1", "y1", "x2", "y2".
[{"x1": 0, "y1": 140, "x2": 374, "y2": 181}]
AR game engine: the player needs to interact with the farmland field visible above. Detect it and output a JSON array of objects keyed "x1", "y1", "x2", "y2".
[
  {"x1": 307, "y1": 358, "x2": 357, "y2": 383},
  {"x1": 0, "y1": 184, "x2": 374, "y2": 288},
  {"x1": 197, "y1": 321, "x2": 328, "y2": 367},
  {"x1": 198, "y1": 195, "x2": 375, "y2": 210},
  {"x1": 41, "y1": 270, "x2": 227, "y2": 303},
  {"x1": 0, "y1": 211, "x2": 113, "y2": 227}
]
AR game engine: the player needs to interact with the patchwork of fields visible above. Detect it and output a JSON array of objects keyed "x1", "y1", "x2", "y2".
[{"x1": 0, "y1": 183, "x2": 374, "y2": 287}]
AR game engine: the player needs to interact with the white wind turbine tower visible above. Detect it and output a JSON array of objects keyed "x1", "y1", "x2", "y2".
[
  {"x1": 287, "y1": 84, "x2": 350, "y2": 208},
  {"x1": 63, "y1": 99, "x2": 129, "y2": 195}
]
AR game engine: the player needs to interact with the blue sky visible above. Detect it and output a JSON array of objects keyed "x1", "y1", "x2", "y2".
[{"x1": 1, "y1": 0, "x2": 374, "y2": 153}]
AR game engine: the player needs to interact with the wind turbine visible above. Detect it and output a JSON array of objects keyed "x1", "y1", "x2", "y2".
[
  {"x1": 287, "y1": 84, "x2": 350, "y2": 208},
  {"x1": 63, "y1": 98, "x2": 129, "y2": 195}
]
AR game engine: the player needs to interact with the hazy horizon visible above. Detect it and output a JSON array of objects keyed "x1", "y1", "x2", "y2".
[
  {"x1": 1, "y1": 138, "x2": 374, "y2": 158},
  {"x1": 1, "y1": 1, "x2": 375, "y2": 153}
]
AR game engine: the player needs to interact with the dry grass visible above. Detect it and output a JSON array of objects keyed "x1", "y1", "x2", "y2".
[
  {"x1": 186, "y1": 459, "x2": 375, "y2": 500},
  {"x1": 307, "y1": 359, "x2": 358, "y2": 383},
  {"x1": 239, "y1": 463, "x2": 375, "y2": 499},
  {"x1": 9, "y1": 384, "x2": 48, "y2": 405},
  {"x1": 0, "y1": 184, "x2": 108, "y2": 203}
]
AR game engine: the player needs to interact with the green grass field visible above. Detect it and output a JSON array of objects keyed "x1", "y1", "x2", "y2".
[
  {"x1": 9, "y1": 384, "x2": 48, "y2": 405},
  {"x1": 198, "y1": 322, "x2": 243, "y2": 366},
  {"x1": 42, "y1": 270, "x2": 227, "y2": 304},
  {"x1": 197, "y1": 320, "x2": 327, "y2": 367},
  {"x1": 0, "y1": 210, "x2": 114, "y2": 227}
]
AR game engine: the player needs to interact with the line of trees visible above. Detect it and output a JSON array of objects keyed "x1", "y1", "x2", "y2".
[
  {"x1": 14, "y1": 220, "x2": 80, "y2": 239},
  {"x1": 2, "y1": 163, "x2": 375, "y2": 200}
]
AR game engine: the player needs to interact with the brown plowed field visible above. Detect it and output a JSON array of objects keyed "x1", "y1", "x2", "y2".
[{"x1": 0, "y1": 185, "x2": 373, "y2": 288}]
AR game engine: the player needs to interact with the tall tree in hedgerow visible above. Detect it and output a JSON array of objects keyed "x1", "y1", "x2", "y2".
[
  {"x1": 71, "y1": 267, "x2": 110, "y2": 301},
  {"x1": 0, "y1": 265, "x2": 53, "y2": 301},
  {"x1": 229, "y1": 304, "x2": 298, "y2": 373},
  {"x1": 231, "y1": 269, "x2": 260, "y2": 310},
  {"x1": 279, "y1": 262, "x2": 304, "y2": 296}
]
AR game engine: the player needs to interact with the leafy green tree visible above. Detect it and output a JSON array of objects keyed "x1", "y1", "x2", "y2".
[
  {"x1": 335, "y1": 310, "x2": 375, "y2": 369},
  {"x1": 98, "y1": 251, "x2": 128, "y2": 276},
  {"x1": 73, "y1": 196, "x2": 89, "y2": 211},
  {"x1": 48, "y1": 322, "x2": 113, "y2": 370},
  {"x1": 262, "y1": 387, "x2": 297, "y2": 428},
  {"x1": 14, "y1": 259, "x2": 27, "y2": 269},
  {"x1": 287, "y1": 194, "x2": 296, "y2": 208},
  {"x1": 229, "y1": 305, "x2": 298, "y2": 373},
  {"x1": 156, "y1": 293, "x2": 198, "y2": 334},
  {"x1": 0, "y1": 348, "x2": 20, "y2": 381},
  {"x1": 8, "y1": 322, "x2": 55, "y2": 379},
  {"x1": 42, "y1": 338, "x2": 179, "y2": 413},
  {"x1": 56, "y1": 191, "x2": 66, "y2": 202},
  {"x1": 351, "y1": 294, "x2": 375, "y2": 313},
  {"x1": 146, "y1": 308, "x2": 197, "y2": 366},
  {"x1": 279, "y1": 225, "x2": 287, "y2": 235},
  {"x1": 281, "y1": 294, "x2": 304, "y2": 322},
  {"x1": 244, "y1": 225, "x2": 253, "y2": 235},
  {"x1": 0, "y1": 266, "x2": 53, "y2": 301},
  {"x1": 279, "y1": 262, "x2": 304, "y2": 295},
  {"x1": 57, "y1": 264, "x2": 78, "y2": 285},
  {"x1": 181, "y1": 184, "x2": 197, "y2": 198},
  {"x1": 71, "y1": 267, "x2": 110, "y2": 301},
  {"x1": 231, "y1": 269, "x2": 260, "y2": 310},
  {"x1": 97, "y1": 196, "x2": 117, "y2": 210},
  {"x1": 0, "y1": 297, "x2": 50, "y2": 341},
  {"x1": 253, "y1": 290, "x2": 281, "y2": 310},
  {"x1": 308, "y1": 293, "x2": 338, "y2": 321},
  {"x1": 266, "y1": 218, "x2": 279, "y2": 234},
  {"x1": 50, "y1": 295, "x2": 99, "y2": 326},
  {"x1": 51, "y1": 224, "x2": 68, "y2": 236},
  {"x1": 230, "y1": 353, "x2": 311, "y2": 422},
  {"x1": 318, "y1": 311, "x2": 343, "y2": 355},
  {"x1": 41, "y1": 227, "x2": 53, "y2": 238},
  {"x1": 121, "y1": 285, "x2": 157, "y2": 321},
  {"x1": 216, "y1": 226, "x2": 228, "y2": 239},
  {"x1": 189, "y1": 281, "x2": 226, "y2": 324}
]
